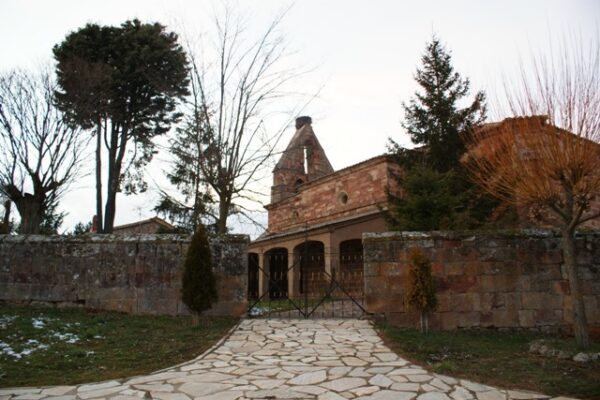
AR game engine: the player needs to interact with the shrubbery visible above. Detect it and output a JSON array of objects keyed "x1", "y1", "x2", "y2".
[
  {"x1": 181, "y1": 224, "x2": 217, "y2": 319},
  {"x1": 405, "y1": 248, "x2": 437, "y2": 333}
]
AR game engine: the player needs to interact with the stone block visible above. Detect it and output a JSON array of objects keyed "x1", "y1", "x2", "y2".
[
  {"x1": 436, "y1": 293, "x2": 451, "y2": 313},
  {"x1": 364, "y1": 276, "x2": 388, "y2": 295},
  {"x1": 479, "y1": 293, "x2": 495, "y2": 312},
  {"x1": 387, "y1": 276, "x2": 405, "y2": 291},
  {"x1": 441, "y1": 312, "x2": 459, "y2": 330},
  {"x1": 431, "y1": 262, "x2": 444, "y2": 276},
  {"x1": 492, "y1": 310, "x2": 519, "y2": 327},
  {"x1": 518, "y1": 310, "x2": 536, "y2": 327},
  {"x1": 380, "y1": 262, "x2": 400, "y2": 277},
  {"x1": 480, "y1": 311, "x2": 493, "y2": 327},
  {"x1": 478, "y1": 275, "x2": 497, "y2": 292},
  {"x1": 387, "y1": 311, "x2": 418, "y2": 328},
  {"x1": 468, "y1": 293, "x2": 482, "y2": 311},
  {"x1": 449, "y1": 293, "x2": 472, "y2": 312},
  {"x1": 521, "y1": 292, "x2": 543, "y2": 309},
  {"x1": 365, "y1": 295, "x2": 391, "y2": 313},
  {"x1": 363, "y1": 262, "x2": 380, "y2": 277},
  {"x1": 445, "y1": 263, "x2": 464, "y2": 276},
  {"x1": 456, "y1": 312, "x2": 480, "y2": 328},
  {"x1": 445, "y1": 276, "x2": 477, "y2": 293},
  {"x1": 534, "y1": 308, "x2": 561, "y2": 325},
  {"x1": 505, "y1": 292, "x2": 522, "y2": 311}
]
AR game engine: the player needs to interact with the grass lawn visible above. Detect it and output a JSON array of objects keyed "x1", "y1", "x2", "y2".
[
  {"x1": 377, "y1": 323, "x2": 600, "y2": 400},
  {"x1": 0, "y1": 303, "x2": 237, "y2": 387}
]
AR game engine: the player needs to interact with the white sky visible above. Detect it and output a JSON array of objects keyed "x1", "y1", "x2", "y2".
[{"x1": 1, "y1": 0, "x2": 598, "y2": 235}]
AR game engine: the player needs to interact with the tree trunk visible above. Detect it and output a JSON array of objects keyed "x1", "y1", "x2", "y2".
[
  {"x1": 103, "y1": 125, "x2": 126, "y2": 234},
  {"x1": 561, "y1": 228, "x2": 590, "y2": 348},
  {"x1": 95, "y1": 123, "x2": 104, "y2": 233},
  {"x1": 217, "y1": 194, "x2": 230, "y2": 234},
  {"x1": 103, "y1": 182, "x2": 118, "y2": 234},
  {"x1": 419, "y1": 312, "x2": 429, "y2": 334},
  {"x1": 2, "y1": 200, "x2": 11, "y2": 227},
  {"x1": 103, "y1": 145, "x2": 118, "y2": 234},
  {"x1": 14, "y1": 195, "x2": 43, "y2": 234}
]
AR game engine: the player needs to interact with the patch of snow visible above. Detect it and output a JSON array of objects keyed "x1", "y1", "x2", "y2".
[
  {"x1": 0, "y1": 340, "x2": 20, "y2": 359},
  {"x1": 248, "y1": 306, "x2": 270, "y2": 316},
  {"x1": 31, "y1": 317, "x2": 49, "y2": 329},
  {"x1": 93, "y1": 335, "x2": 105, "y2": 339},
  {"x1": 53, "y1": 331, "x2": 80, "y2": 344},
  {"x1": 0, "y1": 315, "x2": 17, "y2": 329},
  {"x1": 1, "y1": 339, "x2": 49, "y2": 360}
]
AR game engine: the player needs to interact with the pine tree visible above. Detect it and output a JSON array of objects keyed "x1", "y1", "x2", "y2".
[
  {"x1": 388, "y1": 36, "x2": 497, "y2": 231},
  {"x1": 404, "y1": 248, "x2": 437, "y2": 333},
  {"x1": 181, "y1": 224, "x2": 218, "y2": 320},
  {"x1": 392, "y1": 36, "x2": 486, "y2": 172},
  {"x1": 387, "y1": 166, "x2": 465, "y2": 231},
  {"x1": 155, "y1": 109, "x2": 215, "y2": 233}
]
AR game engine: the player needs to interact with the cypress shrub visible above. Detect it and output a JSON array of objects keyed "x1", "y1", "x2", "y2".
[
  {"x1": 405, "y1": 248, "x2": 437, "y2": 333},
  {"x1": 181, "y1": 224, "x2": 218, "y2": 318}
]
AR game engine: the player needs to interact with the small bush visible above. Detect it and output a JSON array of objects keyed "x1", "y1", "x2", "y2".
[
  {"x1": 181, "y1": 224, "x2": 218, "y2": 317},
  {"x1": 405, "y1": 248, "x2": 437, "y2": 333}
]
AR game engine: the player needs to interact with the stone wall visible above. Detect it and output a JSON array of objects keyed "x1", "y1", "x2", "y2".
[
  {"x1": 0, "y1": 234, "x2": 249, "y2": 316},
  {"x1": 363, "y1": 230, "x2": 600, "y2": 334}
]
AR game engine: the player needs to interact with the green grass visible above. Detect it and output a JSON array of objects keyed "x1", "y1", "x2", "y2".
[
  {"x1": 0, "y1": 303, "x2": 237, "y2": 387},
  {"x1": 377, "y1": 324, "x2": 600, "y2": 400}
]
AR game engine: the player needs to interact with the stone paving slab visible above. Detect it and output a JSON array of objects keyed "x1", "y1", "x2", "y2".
[{"x1": 0, "y1": 319, "x2": 576, "y2": 400}]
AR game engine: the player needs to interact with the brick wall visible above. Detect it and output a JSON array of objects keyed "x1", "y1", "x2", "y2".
[
  {"x1": 267, "y1": 156, "x2": 399, "y2": 233},
  {"x1": 0, "y1": 234, "x2": 249, "y2": 316},
  {"x1": 363, "y1": 230, "x2": 600, "y2": 334}
]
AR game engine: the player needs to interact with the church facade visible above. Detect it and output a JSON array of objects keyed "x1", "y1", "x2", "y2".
[{"x1": 248, "y1": 116, "x2": 400, "y2": 301}]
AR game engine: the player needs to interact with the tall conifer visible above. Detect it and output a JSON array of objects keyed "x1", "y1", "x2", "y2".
[{"x1": 388, "y1": 36, "x2": 499, "y2": 230}]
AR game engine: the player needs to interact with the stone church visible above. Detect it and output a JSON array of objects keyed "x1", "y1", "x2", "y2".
[{"x1": 248, "y1": 116, "x2": 400, "y2": 301}]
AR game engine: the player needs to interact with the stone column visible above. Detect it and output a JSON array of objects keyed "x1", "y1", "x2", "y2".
[
  {"x1": 258, "y1": 252, "x2": 268, "y2": 299},
  {"x1": 287, "y1": 249, "x2": 295, "y2": 298},
  {"x1": 323, "y1": 236, "x2": 332, "y2": 277}
]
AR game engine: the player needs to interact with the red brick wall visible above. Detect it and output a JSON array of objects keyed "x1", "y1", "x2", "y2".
[
  {"x1": 266, "y1": 156, "x2": 399, "y2": 233},
  {"x1": 363, "y1": 230, "x2": 600, "y2": 335}
]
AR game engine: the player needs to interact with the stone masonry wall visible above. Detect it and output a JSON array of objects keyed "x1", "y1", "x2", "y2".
[
  {"x1": 267, "y1": 156, "x2": 400, "y2": 233},
  {"x1": 363, "y1": 230, "x2": 600, "y2": 334},
  {"x1": 0, "y1": 234, "x2": 249, "y2": 316}
]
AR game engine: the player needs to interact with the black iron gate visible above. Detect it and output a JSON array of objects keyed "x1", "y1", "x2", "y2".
[{"x1": 247, "y1": 236, "x2": 368, "y2": 319}]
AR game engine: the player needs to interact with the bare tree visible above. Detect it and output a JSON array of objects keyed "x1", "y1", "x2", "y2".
[
  {"x1": 0, "y1": 68, "x2": 89, "y2": 234},
  {"x1": 181, "y1": 7, "x2": 313, "y2": 234},
  {"x1": 463, "y1": 35, "x2": 600, "y2": 347}
]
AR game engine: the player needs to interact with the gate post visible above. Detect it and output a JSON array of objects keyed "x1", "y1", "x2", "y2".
[
  {"x1": 287, "y1": 249, "x2": 295, "y2": 297},
  {"x1": 258, "y1": 252, "x2": 268, "y2": 300}
]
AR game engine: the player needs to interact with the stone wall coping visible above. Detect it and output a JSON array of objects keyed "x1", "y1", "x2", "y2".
[
  {"x1": 362, "y1": 229, "x2": 600, "y2": 242},
  {"x1": 0, "y1": 233, "x2": 250, "y2": 244}
]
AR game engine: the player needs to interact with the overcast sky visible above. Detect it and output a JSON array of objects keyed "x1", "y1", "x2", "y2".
[{"x1": 1, "y1": 0, "x2": 598, "y2": 236}]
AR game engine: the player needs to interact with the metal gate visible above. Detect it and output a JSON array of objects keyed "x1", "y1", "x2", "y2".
[{"x1": 247, "y1": 236, "x2": 368, "y2": 319}]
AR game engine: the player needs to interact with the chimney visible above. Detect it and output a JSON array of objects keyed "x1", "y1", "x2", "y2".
[{"x1": 295, "y1": 116, "x2": 312, "y2": 129}]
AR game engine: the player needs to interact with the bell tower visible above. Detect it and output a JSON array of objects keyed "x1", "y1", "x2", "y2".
[{"x1": 270, "y1": 116, "x2": 334, "y2": 203}]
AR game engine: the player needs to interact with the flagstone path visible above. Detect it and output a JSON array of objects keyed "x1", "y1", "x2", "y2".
[{"x1": 0, "y1": 319, "x2": 575, "y2": 400}]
